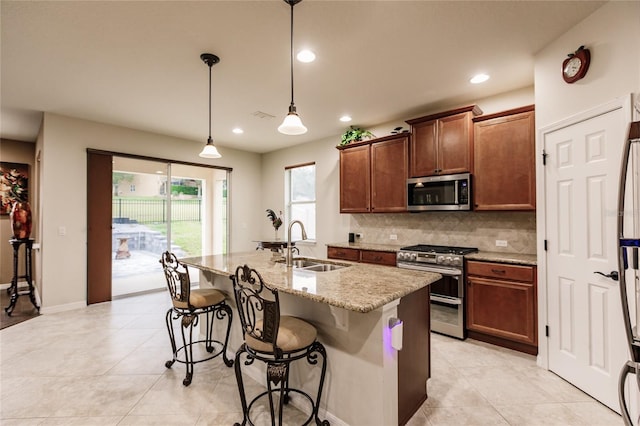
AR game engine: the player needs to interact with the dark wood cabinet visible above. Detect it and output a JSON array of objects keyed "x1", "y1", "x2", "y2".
[
  {"x1": 338, "y1": 134, "x2": 408, "y2": 213},
  {"x1": 473, "y1": 105, "x2": 536, "y2": 210},
  {"x1": 406, "y1": 105, "x2": 482, "y2": 177},
  {"x1": 466, "y1": 260, "x2": 537, "y2": 354},
  {"x1": 397, "y1": 285, "x2": 430, "y2": 426},
  {"x1": 339, "y1": 143, "x2": 370, "y2": 213},
  {"x1": 327, "y1": 246, "x2": 397, "y2": 267},
  {"x1": 327, "y1": 246, "x2": 360, "y2": 262},
  {"x1": 371, "y1": 135, "x2": 408, "y2": 212}
]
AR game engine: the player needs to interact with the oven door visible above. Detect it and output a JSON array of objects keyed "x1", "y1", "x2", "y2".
[{"x1": 429, "y1": 271, "x2": 466, "y2": 339}]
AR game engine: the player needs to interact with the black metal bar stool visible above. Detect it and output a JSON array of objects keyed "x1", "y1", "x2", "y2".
[
  {"x1": 231, "y1": 264, "x2": 329, "y2": 426},
  {"x1": 160, "y1": 251, "x2": 233, "y2": 386}
]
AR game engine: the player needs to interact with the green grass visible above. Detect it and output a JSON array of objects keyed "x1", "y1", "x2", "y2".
[{"x1": 146, "y1": 221, "x2": 202, "y2": 256}]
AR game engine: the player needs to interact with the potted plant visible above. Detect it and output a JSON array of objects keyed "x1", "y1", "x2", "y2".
[{"x1": 339, "y1": 126, "x2": 375, "y2": 146}]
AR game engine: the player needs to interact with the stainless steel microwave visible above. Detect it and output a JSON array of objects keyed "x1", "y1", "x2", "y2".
[{"x1": 407, "y1": 173, "x2": 472, "y2": 211}]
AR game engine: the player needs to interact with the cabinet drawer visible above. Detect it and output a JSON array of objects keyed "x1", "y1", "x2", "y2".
[
  {"x1": 466, "y1": 261, "x2": 534, "y2": 282},
  {"x1": 360, "y1": 250, "x2": 397, "y2": 266},
  {"x1": 327, "y1": 247, "x2": 360, "y2": 262}
]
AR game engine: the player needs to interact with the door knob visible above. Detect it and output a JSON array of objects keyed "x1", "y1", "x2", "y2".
[{"x1": 594, "y1": 270, "x2": 619, "y2": 281}]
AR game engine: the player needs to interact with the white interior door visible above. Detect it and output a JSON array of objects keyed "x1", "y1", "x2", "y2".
[{"x1": 544, "y1": 104, "x2": 629, "y2": 411}]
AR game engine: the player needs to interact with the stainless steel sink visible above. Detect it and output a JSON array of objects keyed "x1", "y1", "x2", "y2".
[
  {"x1": 287, "y1": 258, "x2": 350, "y2": 272},
  {"x1": 303, "y1": 263, "x2": 346, "y2": 272},
  {"x1": 290, "y1": 259, "x2": 320, "y2": 268}
]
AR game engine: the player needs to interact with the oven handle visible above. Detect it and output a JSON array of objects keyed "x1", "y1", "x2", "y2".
[
  {"x1": 397, "y1": 262, "x2": 462, "y2": 276},
  {"x1": 430, "y1": 295, "x2": 462, "y2": 305}
]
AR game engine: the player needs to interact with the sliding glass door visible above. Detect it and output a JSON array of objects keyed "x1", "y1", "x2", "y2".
[{"x1": 111, "y1": 156, "x2": 227, "y2": 298}]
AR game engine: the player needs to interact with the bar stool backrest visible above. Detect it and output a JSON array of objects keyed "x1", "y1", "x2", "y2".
[
  {"x1": 160, "y1": 251, "x2": 192, "y2": 310},
  {"x1": 231, "y1": 264, "x2": 281, "y2": 355}
]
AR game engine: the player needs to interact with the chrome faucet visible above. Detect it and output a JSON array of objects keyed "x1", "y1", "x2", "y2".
[{"x1": 286, "y1": 220, "x2": 308, "y2": 266}]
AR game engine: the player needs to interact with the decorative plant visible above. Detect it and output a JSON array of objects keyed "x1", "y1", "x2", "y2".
[
  {"x1": 266, "y1": 209, "x2": 283, "y2": 231},
  {"x1": 339, "y1": 126, "x2": 375, "y2": 146}
]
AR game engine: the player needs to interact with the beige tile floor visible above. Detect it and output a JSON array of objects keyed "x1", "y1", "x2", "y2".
[{"x1": 0, "y1": 291, "x2": 623, "y2": 425}]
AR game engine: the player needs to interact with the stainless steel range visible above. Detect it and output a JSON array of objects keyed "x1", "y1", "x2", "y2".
[{"x1": 397, "y1": 244, "x2": 478, "y2": 339}]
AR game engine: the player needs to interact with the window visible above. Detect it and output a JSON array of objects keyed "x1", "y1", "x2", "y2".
[{"x1": 285, "y1": 163, "x2": 316, "y2": 241}]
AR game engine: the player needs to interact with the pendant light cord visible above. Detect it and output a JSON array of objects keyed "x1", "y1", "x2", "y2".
[
  {"x1": 208, "y1": 63, "x2": 212, "y2": 140},
  {"x1": 289, "y1": 0, "x2": 294, "y2": 108}
]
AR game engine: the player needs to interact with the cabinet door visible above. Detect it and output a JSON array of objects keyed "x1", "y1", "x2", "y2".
[
  {"x1": 409, "y1": 120, "x2": 437, "y2": 177},
  {"x1": 340, "y1": 144, "x2": 371, "y2": 213},
  {"x1": 371, "y1": 136, "x2": 408, "y2": 212},
  {"x1": 474, "y1": 109, "x2": 535, "y2": 210},
  {"x1": 360, "y1": 250, "x2": 397, "y2": 266},
  {"x1": 466, "y1": 276, "x2": 537, "y2": 346},
  {"x1": 438, "y1": 112, "x2": 472, "y2": 175}
]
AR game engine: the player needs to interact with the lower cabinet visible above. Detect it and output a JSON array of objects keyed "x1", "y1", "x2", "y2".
[
  {"x1": 327, "y1": 246, "x2": 397, "y2": 266},
  {"x1": 465, "y1": 260, "x2": 537, "y2": 354}
]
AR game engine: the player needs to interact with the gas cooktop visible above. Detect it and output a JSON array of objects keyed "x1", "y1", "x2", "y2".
[{"x1": 399, "y1": 244, "x2": 478, "y2": 255}]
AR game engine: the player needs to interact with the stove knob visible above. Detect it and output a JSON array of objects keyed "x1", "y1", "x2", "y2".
[
  {"x1": 437, "y1": 255, "x2": 445, "y2": 264},
  {"x1": 451, "y1": 257, "x2": 461, "y2": 266},
  {"x1": 410, "y1": 253, "x2": 417, "y2": 261},
  {"x1": 445, "y1": 256, "x2": 454, "y2": 265}
]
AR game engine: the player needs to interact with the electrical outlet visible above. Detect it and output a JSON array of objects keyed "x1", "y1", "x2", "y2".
[
  {"x1": 58, "y1": 226, "x2": 66, "y2": 236},
  {"x1": 390, "y1": 234, "x2": 398, "y2": 240},
  {"x1": 495, "y1": 240, "x2": 508, "y2": 247}
]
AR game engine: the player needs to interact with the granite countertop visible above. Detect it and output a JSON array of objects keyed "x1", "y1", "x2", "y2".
[
  {"x1": 327, "y1": 242, "x2": 537, "y2": 266},
  {"x1": 180, "y1": 251, "x2": 440, "y2": 313},
  {"x1": 326, "y1": 242, "x2": 406, "y2": 252},
  {"x1": 466, "y1": 251, "x2": 537, "y2": 266}
]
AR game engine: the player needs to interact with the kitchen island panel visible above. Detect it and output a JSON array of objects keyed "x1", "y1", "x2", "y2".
[{"x1": 183, "y1": 252, "x2": 436, "y2": 426}]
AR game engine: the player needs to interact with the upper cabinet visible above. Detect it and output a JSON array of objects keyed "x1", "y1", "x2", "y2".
[
  {"x1": 338, "y1": 134, "x2": 408, "y2": 213},
  {"x1": 473, "y1": 106, "x2": 536, "y2": 211},
  {"x1": 406, "y1": 105, "x2": 482, "y2": 177}
]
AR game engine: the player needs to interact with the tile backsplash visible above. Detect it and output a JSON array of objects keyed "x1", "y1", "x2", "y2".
[{"x1": 350, "y1": 211, "x2": 536, "y2": 254}]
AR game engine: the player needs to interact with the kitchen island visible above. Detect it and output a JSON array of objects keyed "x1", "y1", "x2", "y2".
[{"x1": 181, "y1": 251, "x2": 440, "y2": 426}]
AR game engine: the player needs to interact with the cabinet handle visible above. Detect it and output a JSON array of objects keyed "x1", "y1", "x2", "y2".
[
  {"x1": 375, "y1": 256, "x2": 382, "y2": 261},
  {"x1": 491, "y1": 268, "x2": 506, "y2": 274}
]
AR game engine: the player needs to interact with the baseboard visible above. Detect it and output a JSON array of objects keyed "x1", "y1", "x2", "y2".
[
  {"x1": 40, "y1": 300, "x2": 86, "y2": 314},
  {"x1": 0, "y1": 283, "x2": 10, "y2": 290}
]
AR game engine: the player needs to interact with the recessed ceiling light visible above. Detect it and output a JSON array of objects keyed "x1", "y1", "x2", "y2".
[
  {"x1": 232, "y1": 128, "x2": 244, "y2": 134},
  {"x1": 470, "y1": 74, "x2": 490, "y2": 84},
  {"x1": 156, "y1": 171, "x2": 164, "y2": 174},
  {"x1": 297, "y1": 49, "x2": 316, "y2": 63},
  {"x1": 339, "y1": 115, "x2": 352, "y2": 122}
]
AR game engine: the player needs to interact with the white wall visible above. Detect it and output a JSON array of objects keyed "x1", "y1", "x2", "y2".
[
  {"x1": 261, "y1": 135, "x2": 350, "y2": 259},
  {"x1": 38, "y1": 113, "x2": 261, "y2": 310},
  {"x1": 534, "y1": 1, "x2": 640, "y2": 127}
]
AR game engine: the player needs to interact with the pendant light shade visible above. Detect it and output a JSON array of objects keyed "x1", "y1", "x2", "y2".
[
  {"x1": 199, "y1": 138, "x2": 221, "y2": 158},
  {"x1": 199, "y1": 53, "x2": 222, "y2": 159},
  {"x1": 278, "y1": 0, "x2": 307, "y2": 135},
  {"x1": 278, "y1": 105, "x2": 307, "y2": 135}
]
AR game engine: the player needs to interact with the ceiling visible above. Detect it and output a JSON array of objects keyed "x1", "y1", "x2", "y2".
[{"x1": 1, "y1": 0, "x2": 605, "y2": 154}]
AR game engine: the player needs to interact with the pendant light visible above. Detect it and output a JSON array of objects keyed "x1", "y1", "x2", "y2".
[
  {"x1": 278, "y1": 0, "x2": 307, "y2": 135},
  {"x1": 199, "y1": 53, "x2": 222, "y2": 158}
]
